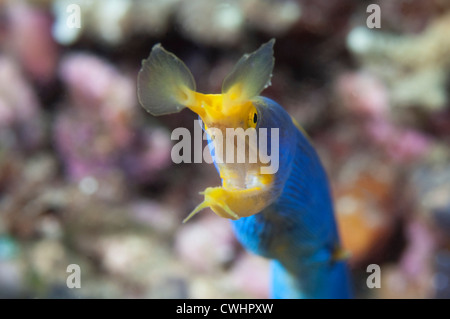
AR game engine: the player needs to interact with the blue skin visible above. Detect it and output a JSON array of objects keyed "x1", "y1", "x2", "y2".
[{"x1": 206, "y1": 97, "x2": 352, "y2": 299}]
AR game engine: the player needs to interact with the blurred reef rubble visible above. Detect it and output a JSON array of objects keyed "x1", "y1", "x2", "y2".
[{"x1": 0, "y1": 0, "x2": 449, "y2": 298}]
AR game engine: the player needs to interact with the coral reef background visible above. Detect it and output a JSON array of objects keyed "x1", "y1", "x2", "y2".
[{"x1": 0, "y1": 0, "x2": 449, "y2": 298}]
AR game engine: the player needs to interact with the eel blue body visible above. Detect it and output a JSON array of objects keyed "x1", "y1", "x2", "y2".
[
  {"x1": 228, "y1": 98, "x2": 352, "y2": 298},
  {"x1": 137, "y1": 40, "x2": 353, "y2": 298}
]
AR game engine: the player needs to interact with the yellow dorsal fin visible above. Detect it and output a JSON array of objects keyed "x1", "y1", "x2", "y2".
[
  {"x1": 138, "y1": 44, "x2": 196, "y2": 116},
  {"x1": 222, "y1": 39, "x2": 275, "y2": 105},
  {"x1": 291, "y1": 116, "x2": 312, "y2": 141}
]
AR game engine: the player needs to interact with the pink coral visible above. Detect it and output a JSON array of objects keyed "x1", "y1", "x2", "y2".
[
  {"x1": 366, "y1": 119, "x2": 431, "y2": 163},
  {"x1": 174, "y1": 216, "x2": 237, "y2": 272},
  {"x1": 7, "y1": 3, "x2": 58, "y2": 82},
  {"x1": 55, "y1": 53, "x2": 171, "y2": 184},
  {"x1": 0, "y1": 56, "x2": 43, "y2": 149},
  {"x1": 400, "y1": 220, "x2": 436, "y2": 277},
  {"x1": 227, "y1": 254, "x2": 270, "y2": 298},
  {"x1": 336, "y1": 71, "x2": 389, "y2": 118},
  {"x1": 336, "y1": 71, "x2": 431, "y2": 162}
]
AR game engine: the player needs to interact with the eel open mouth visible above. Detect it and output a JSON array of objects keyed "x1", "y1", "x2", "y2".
[{"x1": 182, "y1": 142, "x2": 275, "y2": 223}]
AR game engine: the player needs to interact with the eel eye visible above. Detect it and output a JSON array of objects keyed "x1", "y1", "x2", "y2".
[{"x1": 248, "y1": 111, "x2": 258, "y2": 128}]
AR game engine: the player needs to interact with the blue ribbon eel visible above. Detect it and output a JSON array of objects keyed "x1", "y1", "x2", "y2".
[{"x1": 137, "y1": 39, "x2": 353, "y2": 298}]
